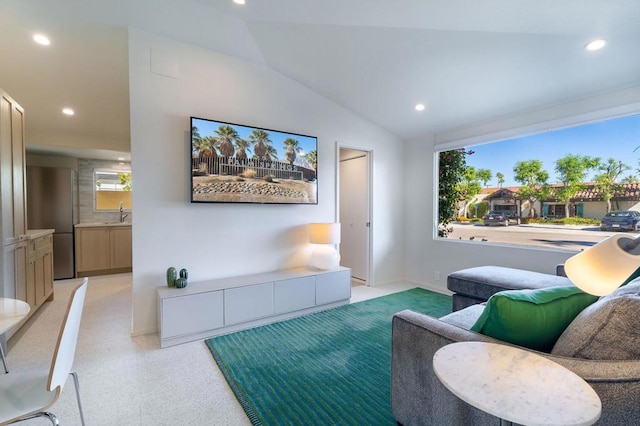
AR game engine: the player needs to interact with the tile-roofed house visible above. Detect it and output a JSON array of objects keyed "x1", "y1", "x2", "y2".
[{"x1": 461, "y1": 182, "x2": 640, "y2": 220}]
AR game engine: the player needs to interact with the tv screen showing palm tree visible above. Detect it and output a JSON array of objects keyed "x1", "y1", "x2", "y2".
[{"x1": 190, "y1": 117, "x2": 318, "y2": 204}]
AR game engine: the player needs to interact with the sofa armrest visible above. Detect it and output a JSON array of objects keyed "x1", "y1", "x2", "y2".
[
  {"x1": 545, "y1": 355, "x2": 640, "y2": 424},
  {"x1": 391, "y1": 310, "x2": 500, "y2": 426},
  {"x1": 391, "y1": 309, "x2": 640, "y2": 426}
]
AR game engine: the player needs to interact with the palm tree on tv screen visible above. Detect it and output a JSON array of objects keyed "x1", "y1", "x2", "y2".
[
  {"x1": 194, "y1": 136, "x2": 217, "y2": 158},
  {"x1": 216, "y1": 125, "x2": 238, "y2": 158},
  {"x1": 235, "y1": 138, "x2": 252, "y2": 161},
  {"x1": 306, "y1": 149, "x2": 317, "y2": 170},
  {"x1": 264, "y1": 145, "x2": 278, "y2": 162},
  {"x1": 283, "y1": 138, "x2": 301, "y2": 165},
  {"x1": 249, "y1": 129, "x2": 272, "y2": 160}
]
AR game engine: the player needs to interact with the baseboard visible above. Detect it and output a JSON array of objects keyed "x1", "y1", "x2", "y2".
[{"x1": 405, "y1": 280, "x2": 452, "y2": 296}]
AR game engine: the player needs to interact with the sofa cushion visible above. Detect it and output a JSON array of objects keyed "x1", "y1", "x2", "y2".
[
  {"x1": 439, "y1": 304, "x2": 485, "y2": 330},
  {"x1": 470, "y1": 286, "x2": 598, "y2": 352},
  {"x1": 552, "y1": 282, "x2": 640, "y2": 360},
  {"x1": 447, "y1": 266, "x2": 571, "y2": 301}
]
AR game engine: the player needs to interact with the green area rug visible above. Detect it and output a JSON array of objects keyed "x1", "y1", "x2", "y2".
[{"x1": 205, "y1": 288, "x2": 451, "y2": 425}]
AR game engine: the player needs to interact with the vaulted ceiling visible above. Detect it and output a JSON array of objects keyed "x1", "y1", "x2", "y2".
[{"x1": 1, "y1": 0, "x2": 639, "y2": 159}]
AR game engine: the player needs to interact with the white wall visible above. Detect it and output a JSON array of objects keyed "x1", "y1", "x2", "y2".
[
  {"x1": 404, "y1": 85, "x2": 640, "y2": 292},
  {"x1": 129, "y1": 29, "x2": 405, "y2": 335}
]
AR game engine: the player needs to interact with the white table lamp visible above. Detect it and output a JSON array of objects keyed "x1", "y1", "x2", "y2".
[
  {"x1": 564, "y1": 234, "x2": 640, "y2": 296},
  {"x1": 309, "y1": 223, "x2": 341, "y2": 270}
]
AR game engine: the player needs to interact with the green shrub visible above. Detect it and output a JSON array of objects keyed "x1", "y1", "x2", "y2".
[
  {"x1": 552, "y1": 217, "x2": 600, "y2": 226},
  {"x1": 523, "y1": 217, "x2": 599, "y2": 226}
]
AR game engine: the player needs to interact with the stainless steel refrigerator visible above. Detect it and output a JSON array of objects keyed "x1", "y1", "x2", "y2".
[{"x1": 26, "y1": 166, "x2": 78, "y2": 279}]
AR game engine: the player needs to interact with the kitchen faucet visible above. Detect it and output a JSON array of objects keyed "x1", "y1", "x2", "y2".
[{"x1": 120, "y1": 201, "x2": 128, "y2": 223}]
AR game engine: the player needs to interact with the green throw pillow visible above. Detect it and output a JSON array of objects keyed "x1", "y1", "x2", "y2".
[{"x1": 470, "y1": 286, "x2": 598, "y2": 352}]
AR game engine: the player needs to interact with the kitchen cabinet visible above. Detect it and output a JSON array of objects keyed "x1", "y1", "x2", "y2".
[
  {"x1": 1, "y1": 89, "x2": 27, "y2": 305},
  {"x1": 110, "y1": 226, "x2": 132, "y2": 269},
  {"x1": 26, "y1": 231, "x2": 54, "y2": 309},
  {"x1": 75, "y1": 224, "x2": 132, "y2": 277},
  {"x1": 1, "y1": 89, "x2": 26, "y2": 246},
  {"x1": 1, "y1": 91, "x2": 54, "y2": 346},
  {"x1": 3, "y1": 241, "x2": 27, "y2": 301}
]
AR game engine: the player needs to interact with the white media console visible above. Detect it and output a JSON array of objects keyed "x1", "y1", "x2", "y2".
[{"x1": 157, "y1": 266, "x2": 351, "y2": 348}]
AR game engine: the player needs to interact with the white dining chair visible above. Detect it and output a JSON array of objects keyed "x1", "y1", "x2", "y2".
[{"x1": 0, "y1": 278, "x2": 88, "y2": 425}]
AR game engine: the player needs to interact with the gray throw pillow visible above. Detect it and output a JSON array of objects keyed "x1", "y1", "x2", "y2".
[
  {"x1": 551, "y1": 293, "x2": 640, "y2": 360},
  {"x1": 604, "y1": 277, "x2": 640, "y2": 298}
]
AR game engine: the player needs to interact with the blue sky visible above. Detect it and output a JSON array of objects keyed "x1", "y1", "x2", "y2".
[
  {"x1": 464, "y1": 114, "x2": 640, "y2": 188},
  {"x1": 192, "y1": 117, "x2": 317, "y2": 161}
]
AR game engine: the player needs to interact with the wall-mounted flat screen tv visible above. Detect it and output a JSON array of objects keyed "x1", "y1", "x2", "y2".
[{"x1": 190, "y1": 117, "x2": 318, "y2": 204}]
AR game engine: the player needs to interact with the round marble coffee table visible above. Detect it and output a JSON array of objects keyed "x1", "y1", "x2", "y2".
[{"x1": 433, "y1": 342, "x2": 601, "y2": 426}]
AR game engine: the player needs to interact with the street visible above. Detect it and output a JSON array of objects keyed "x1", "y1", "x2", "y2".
[{"x1": 448, "y1": 222, "x2": 632, "y2": 251}]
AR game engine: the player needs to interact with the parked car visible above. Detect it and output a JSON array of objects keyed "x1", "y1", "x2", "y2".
[
  {"x1": 482, "y1": 210, "x2": 521, "y2": 226},
  {"x1": 600, "y1": 210, "x2": 640, "y2": 231}
]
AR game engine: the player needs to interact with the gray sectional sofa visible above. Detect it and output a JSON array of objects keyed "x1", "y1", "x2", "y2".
[{"x1": 391, "y1": 267, "x2": 640, "y2": 425}]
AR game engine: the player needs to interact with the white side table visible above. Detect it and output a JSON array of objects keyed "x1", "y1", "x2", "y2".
[
  {"x1": 433, "y1": 342, "x2": 601, "y2": 426},
  {"x1": 0, "y1": 298, "x2": 30, "y2": 373}
]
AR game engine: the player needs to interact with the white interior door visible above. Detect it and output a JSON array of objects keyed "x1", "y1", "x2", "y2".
[{"x1": 339, "y1": 149, "x2": 369, "y2": 282}]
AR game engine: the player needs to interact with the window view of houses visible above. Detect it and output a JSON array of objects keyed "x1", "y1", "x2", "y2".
[{"x1": 437, "y1": 114, "x2": 640, "y2": 249}]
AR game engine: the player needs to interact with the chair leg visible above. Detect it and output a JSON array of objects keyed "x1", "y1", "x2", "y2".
[
  {"x1": 0, "y1": 341, "x2": 8, "y2": 373},
  {"x1": 32, "y1": 412, "x2": 59, "y2": 425},
  {"x1": 70, "y1": 371, "x2": 86, "y2": 426}
]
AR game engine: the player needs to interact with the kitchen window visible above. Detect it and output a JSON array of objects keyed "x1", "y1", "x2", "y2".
[{"x1": 94, "y1": 169, "x2": 132, "y2": 211}]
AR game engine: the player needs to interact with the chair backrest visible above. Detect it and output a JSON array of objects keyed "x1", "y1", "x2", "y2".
[{"x1": 47, "y1": 278, "x2": 88, "y2": 392}]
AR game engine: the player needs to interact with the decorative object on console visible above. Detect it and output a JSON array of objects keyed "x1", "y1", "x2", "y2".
[
  {"x1": 565, "y1": 234, "x2": 640, "y2": 296},
  {"x1": 166, "y1": 267, "x2": 177, "y2": 287},
  {"x1": 175, "y1": 277, "x2": 188, "y2": 289},
  {"x1": 173, "y1": 268, "x2": 188, "y2": 288},
  {"x1": 309, "y1": 223, "x2": 341, "y2": 270}
]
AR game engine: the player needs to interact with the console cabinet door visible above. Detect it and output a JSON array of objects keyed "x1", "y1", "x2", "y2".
[
  {"x1": 162, "y1": 291, "x2": 223, "y2": 339},
  {"x1": 316, "y1": 269, "x2": 351, "y2": 305},
  {"x1": 275, "y1": 276, "x2": 315, "y2": 314},
  {"x1": 224, "y1": 282, "x2": 274, "y2": 325}
]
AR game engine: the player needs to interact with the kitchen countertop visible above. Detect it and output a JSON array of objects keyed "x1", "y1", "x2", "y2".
[
  {"x1": 26, "y1": 229, "x2": 55, "y2": 239},
  {"x1": 75, "y1": 222, "x2": 132, "y2": 228}
]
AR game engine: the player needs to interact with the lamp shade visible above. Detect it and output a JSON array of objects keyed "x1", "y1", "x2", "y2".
[
  {"x1": 564, "y1": 234, "x2": 640, "y2": 296},
  {"x1": 309, "y1": 223, "x2": 340, "y2": 244}
]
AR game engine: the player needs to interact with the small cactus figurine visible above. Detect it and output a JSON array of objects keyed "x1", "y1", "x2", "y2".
[
  {"x1": 179, "y1": 268, "x2": 188, "y2": 280},
  {"x1": 166, "y1": 267, "x2": 177, "y2": 287},
  {"x1": 175, "y1": 277, "x2": 187, "y2": 288}
]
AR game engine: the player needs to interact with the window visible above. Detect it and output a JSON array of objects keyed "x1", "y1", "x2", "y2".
[
  {"x1": 94, "y1": 169, "x2": 132, "y2": 211},
  {"x1": 436, "y1": 113, "x2": 640, "y2": 250}
]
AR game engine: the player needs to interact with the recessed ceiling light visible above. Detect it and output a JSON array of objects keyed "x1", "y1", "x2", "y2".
[
  {"x1": 585, "y1": 39, "x2": 606, "y2": 51},
  {"x1": 415, "y1": 103, "x2": 425, "y2": 112},
  {"x1": 233, "y1": 0, "x2": 245, "y2": 4},
  {"x1": 33, "y1": 33, "x2": 50, "y2": 46},
  {"x1": 62, "y1": 108, "x2": 75, "y2": 116},
  {"x1": 117, "y1": 157, "x2": 125, "y2": 161}
]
